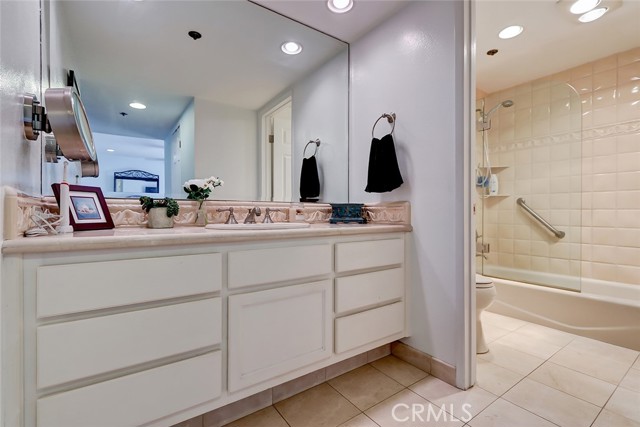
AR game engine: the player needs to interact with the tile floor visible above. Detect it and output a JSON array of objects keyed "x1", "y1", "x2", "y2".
[{"x1": 224, "y1": 311, "x2": 640, "y2": 427}]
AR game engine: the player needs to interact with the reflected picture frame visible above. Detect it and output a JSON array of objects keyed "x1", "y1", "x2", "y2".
[{"x1": 51, "y1": 184, "x2": 115, "y2": 231}]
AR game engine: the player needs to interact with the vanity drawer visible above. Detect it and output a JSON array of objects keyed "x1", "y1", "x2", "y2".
[
  {"x1": 37, "y1": 298, "x2": 222, "y2": 389},
  {"x1": 228, "y1": 244, "x2": 332, "y2": 289},
  {"x1": 37, "y1": 253, "x2": 222, "y2": 317},
  {"x1": 335, "y1": 238, "x2": 403, "y2": 273},
  {"x1": 335, "y1": 268, "x2": 404, "y2": 315},
  {"x1": 335, "y1": 302, "x2": 404, "y2": 354},
  {"x1": 37, "y1": 351, "x2": 221, "y2": 427}
]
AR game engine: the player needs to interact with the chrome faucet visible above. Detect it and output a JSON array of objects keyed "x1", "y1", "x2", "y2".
[
  {"x1": 262, "y1": 208, "x2": 282, "y2": 223},
  {"x1": 244, "y1": 207, "x2": 261, "y2": 224},
  {"x1": 217, "y1": 207, "x2": 238, "y2": 224}
]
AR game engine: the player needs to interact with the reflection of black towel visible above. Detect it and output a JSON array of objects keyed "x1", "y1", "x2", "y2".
[
  {"x1": 300, "y1": 155, "x2": 320, "y2": 200},
  {"x1": 365, "y1": 133, "x2": 403, "y2": 193}
]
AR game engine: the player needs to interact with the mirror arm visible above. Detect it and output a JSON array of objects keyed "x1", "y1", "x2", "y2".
[{"x1": 23, "y1": 94, "x2": 51, "y2": 141}]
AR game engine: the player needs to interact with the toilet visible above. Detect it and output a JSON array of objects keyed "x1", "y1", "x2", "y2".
[{"x1": 476, "y1": 274, "x2": 497, "y2": 354}]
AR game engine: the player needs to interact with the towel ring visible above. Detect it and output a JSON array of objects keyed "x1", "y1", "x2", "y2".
[
  {"x1": 303, "y1": 139, "x2": 321, "y2": 158},
  {"x1": 372, "y1": 113, "x2": 396, "y2": 139}
]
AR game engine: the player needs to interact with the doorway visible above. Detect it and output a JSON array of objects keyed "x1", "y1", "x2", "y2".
[{"x1": 262, "y1": 98, "x2": 293, "y2": 201}]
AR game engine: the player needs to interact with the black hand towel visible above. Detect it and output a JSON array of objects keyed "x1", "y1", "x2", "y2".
[
  {"x1": 300, "y1": 155, "x2": 320, "y2": 200},
  {"x1": 365, "y1": 133, "x2": 403, "y2": 193}
]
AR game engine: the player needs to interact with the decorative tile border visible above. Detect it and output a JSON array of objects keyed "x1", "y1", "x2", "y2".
[
  {"x1": 4, "y1": 188, "x2": 410, "y2": 238},
  {"x1": 488, "y1": 119, "x2": 640, "y2": 154}
]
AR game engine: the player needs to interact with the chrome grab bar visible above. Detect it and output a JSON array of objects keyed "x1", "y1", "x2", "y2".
[{"x1": 516, "y1": 198, "x2": 565, "y2": 239}]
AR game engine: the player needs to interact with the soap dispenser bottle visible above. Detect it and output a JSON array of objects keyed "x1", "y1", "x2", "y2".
[{"x1": 488, "y1": 174, "x2": 499, "y2": 196}]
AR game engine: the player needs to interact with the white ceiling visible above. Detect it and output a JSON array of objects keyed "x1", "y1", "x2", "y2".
[
  {"x1": 265, "y1": 0, "x2": 640, "y2": 94},
  {"x1": 60, "y1": 0, "x2": 639, "y2": 141},
  {"x1": 475, "y1": 0, "x2": 640, "y2": 94}
]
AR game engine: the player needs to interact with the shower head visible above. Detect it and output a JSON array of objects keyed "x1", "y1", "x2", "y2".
[
  {"x1": 484, "y1": 99, "x2": 514, "y2": 118},
  {"x1": 478, "y1": 99, "x2": 514, "y2": 131}
]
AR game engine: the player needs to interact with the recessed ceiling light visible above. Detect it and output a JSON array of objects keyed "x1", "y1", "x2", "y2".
[
  {"x1": 327, "y1": 0, "x2": 353, "y2": 14},
  {"x1": 106, "y1": 148, "x2": 115, "y2": 152},
  {"x1": 281, "y1": 41, "x2": 302, "y2": 55},
  {"x1": 570, "y1": 0, "x2": 600, "y2": 14},
  {"x1": 129, "y1": 102, "x2": 146, "y2": 110},
  {"x1": 498, "y1": 25, "x2": 524, "y2": 39},
  {"x1": 579, "y1": 7, "x2": 608, "y2": 22}
]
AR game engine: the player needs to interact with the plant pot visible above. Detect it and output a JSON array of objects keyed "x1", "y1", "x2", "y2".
[{"x1": 147, "y1": 207, "x2": 174, "y2": 229}]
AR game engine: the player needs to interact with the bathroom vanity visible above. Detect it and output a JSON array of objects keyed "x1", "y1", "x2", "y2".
[{"x1": 1, "y1": 224, "x2": 410, "y2": 427}]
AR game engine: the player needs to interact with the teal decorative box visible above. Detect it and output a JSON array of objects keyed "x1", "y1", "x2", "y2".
[{"x1": 329, "y1": 203, "x2": 366, "y2": 224}]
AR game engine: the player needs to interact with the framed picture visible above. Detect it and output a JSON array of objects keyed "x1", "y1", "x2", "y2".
[{"x1": 51, "y1": 184, "x2": 115, "y2": 231}]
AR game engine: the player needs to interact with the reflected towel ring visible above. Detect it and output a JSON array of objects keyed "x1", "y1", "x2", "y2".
[
  {"x1": 303, "y1": 139, "x2": 321, "y2": 158},
  {"x1": 372, "y1": 113, "x2": 396, "y2": 139}
]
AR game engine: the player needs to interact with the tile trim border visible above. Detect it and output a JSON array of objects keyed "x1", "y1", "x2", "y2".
[
  {"x1": 3, "y1": 188, "x2": 410, "y2": 238},
  {"x1": 488, "y1": 118, "x2": 640, "y2": 154}
]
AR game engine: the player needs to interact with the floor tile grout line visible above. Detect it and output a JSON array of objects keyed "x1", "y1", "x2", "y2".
[
  {"x1": 481, "y1": 314, "x2": 640, "y2": 427},
  {"x1": 523, "y1": 372, "x2": 609, "y2": 409},
  {"x1": 544, "y1": 349, "x2": 635, "y2": 387},
  {"x1": 490, "y1": 327, "x2": 575, "y2": 351},
  {"x1": 271, "y1": 403, "x2": 293, "y2": 427},
  {"x1": 324, "y1": 370, "x2": 403, "y2": 413},
  {"x1": 467, "y1": 390, "x2": 565, "y2": 427},
  {"x1": 326, "y1": 362, "x2": 407, "y2": 410},
  {"x1": 499, "y1": 388, "x2": 568, "y2": 427},
  {"x1": 478, "y1": 318, "x2": 588, "y2": 427},
  {"x1": 367, "y1": 357, "x2": 430, "y2": 388}
]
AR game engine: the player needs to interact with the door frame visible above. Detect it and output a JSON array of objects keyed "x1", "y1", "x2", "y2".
[{"x1": 260, "y1": 96, "x2": 292, "y2": 201}]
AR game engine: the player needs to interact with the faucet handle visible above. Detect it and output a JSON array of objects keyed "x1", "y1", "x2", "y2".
[
  {"x1": 263, "y1": 208, "x2": 282, "y2": 223},
  {"x1": 217, "y1": 207, "x2": 238, "y2": 224}
]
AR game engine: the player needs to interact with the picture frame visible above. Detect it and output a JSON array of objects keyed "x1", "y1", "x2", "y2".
[{"x1": 51, "y1": 184, "x2": 115, "y2": 231}]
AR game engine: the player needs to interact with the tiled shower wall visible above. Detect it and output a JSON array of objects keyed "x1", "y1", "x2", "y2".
[{"x1": 477, "y1": 47, "x2": 640, "y2": 294}]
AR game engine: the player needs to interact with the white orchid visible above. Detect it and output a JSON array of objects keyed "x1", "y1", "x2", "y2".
[{"x1": 183, "y1": 176, "x2": 224, "y2": 202}]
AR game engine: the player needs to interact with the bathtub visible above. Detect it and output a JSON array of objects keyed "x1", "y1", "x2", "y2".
[{"x1": 484, "y1": 271, "x2": 640, "y2": 351}]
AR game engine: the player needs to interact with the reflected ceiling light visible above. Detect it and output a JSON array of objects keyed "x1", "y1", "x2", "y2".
[
  {"x1": 281, "y1": 41, "x2": 302, "y2": 55},
  {"x1": 498, "y1": 25, "x2": 524, "y2": 39},
  {"x1": 129, "y1": 102, "x2": 146, "y2": 109},
  {"x1": 570, "y1": 0, "x2": 600, "y2": 14},
  {"x1": 327, "y1": 0, "x2": 353, "y2": 14},
  {"x1": 106, "y1": 148, "x2": 115, "y2": 152},
  {"x1": 578, "y1": 7, "x2": 608, "y2": 22}
]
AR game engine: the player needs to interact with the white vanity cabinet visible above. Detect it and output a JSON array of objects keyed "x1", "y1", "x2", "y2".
[{"x1": 4, "y1": 230, "x2": 409, "y2": 427}]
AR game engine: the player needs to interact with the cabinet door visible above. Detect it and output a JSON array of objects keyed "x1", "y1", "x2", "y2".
[{"x1": 228, "y1": 281, "x2": 332, "y2": 392}]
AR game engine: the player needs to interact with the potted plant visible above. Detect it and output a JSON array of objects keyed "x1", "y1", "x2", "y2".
[
  {"x1": 139, "y1": 196, "x2": 180, "y2": 229},
  {"x1": 183, "y1": 176, "x2": 224, "y2": 225}
]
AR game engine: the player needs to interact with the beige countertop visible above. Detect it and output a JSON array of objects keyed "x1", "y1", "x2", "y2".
[{"x1": 2, "y1": 223, "x2": 412, "y2": 254}]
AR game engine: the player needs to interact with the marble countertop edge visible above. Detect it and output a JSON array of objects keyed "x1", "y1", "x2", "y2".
[{"x1": 1, "y1": 223, "x2": 412, "y2": 254}]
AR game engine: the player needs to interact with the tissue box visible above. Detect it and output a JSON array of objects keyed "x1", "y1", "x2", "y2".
[{"x1": 329, "y1": 203, "x2": 366, "y2": 224}]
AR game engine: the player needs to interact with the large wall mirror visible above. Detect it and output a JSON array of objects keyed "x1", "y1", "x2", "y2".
[{"x1": 43, "y1": 0, "x2": 349, "y2": 203}]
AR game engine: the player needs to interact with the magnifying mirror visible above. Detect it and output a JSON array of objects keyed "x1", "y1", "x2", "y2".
[{"x1": 44, "y1": 87, "x2": 99, "y2": 176}]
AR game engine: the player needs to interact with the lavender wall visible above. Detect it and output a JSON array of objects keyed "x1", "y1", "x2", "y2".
[{"x1": 349, "y1": 1, "x2": 468, "y2": 375}]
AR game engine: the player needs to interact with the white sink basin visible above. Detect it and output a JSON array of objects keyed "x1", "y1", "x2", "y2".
[{"x1": 205, "y1": 222, "x2": 311, "y2": 230}]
